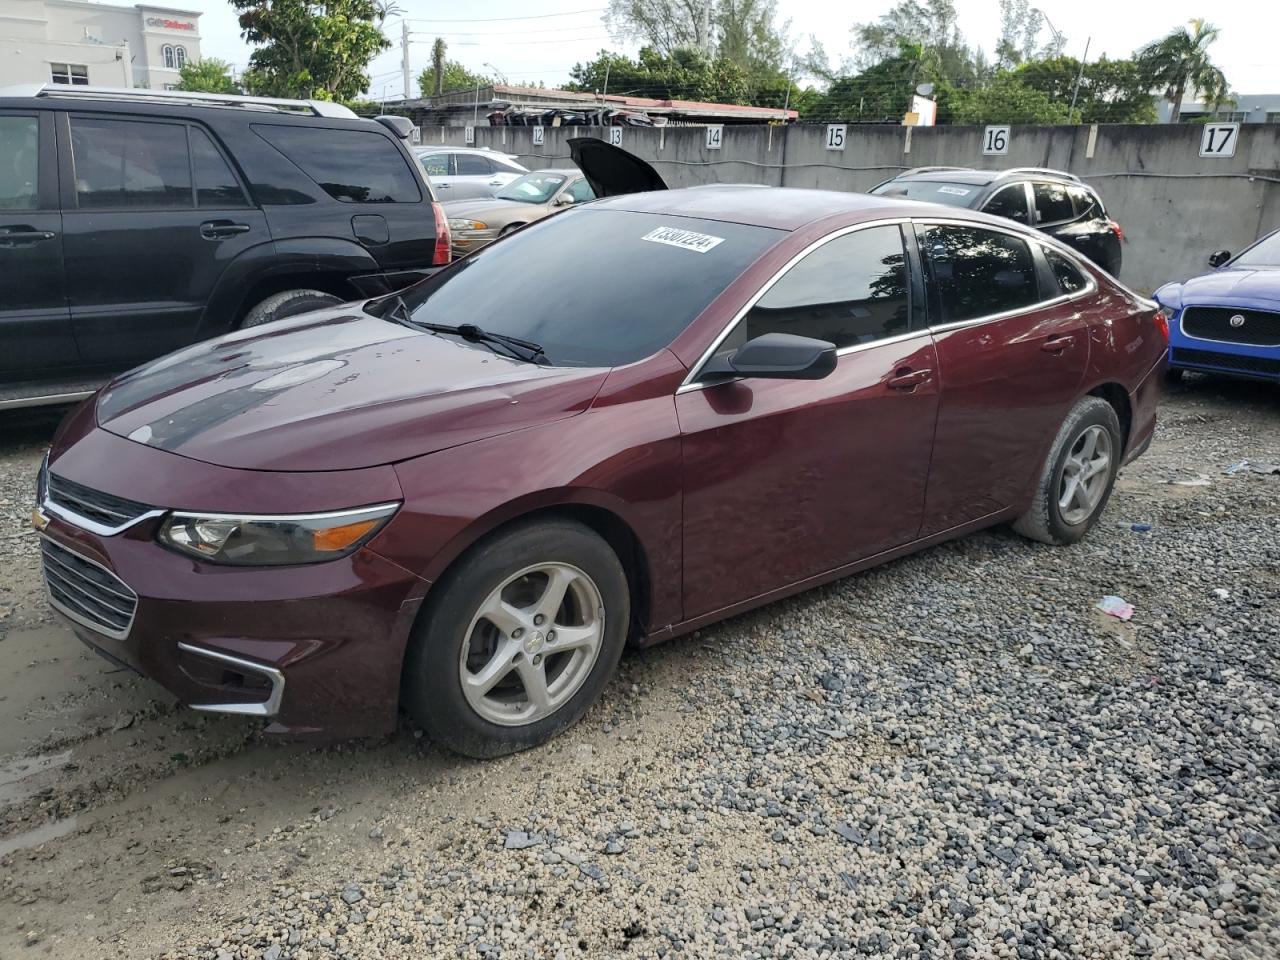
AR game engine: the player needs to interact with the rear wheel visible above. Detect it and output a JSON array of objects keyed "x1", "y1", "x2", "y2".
[
  {"x1": 1013, "y1": 396, "x2": 1122, "y2": 545},
  {"x1": 240, "y1": 289, "x2": 343, "y2": 329},
  {"x1": 402, "y1": 519, "x2": 629, "y2": 758}
]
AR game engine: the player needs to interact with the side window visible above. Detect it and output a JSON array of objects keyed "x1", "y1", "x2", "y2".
[
  {"x1": 1044, "y1": 247, "x2": 1089, "y2": 295},
  {"x1": 190, "y1": 127, "x2": 247, "y2": 208},
  {"x1": 1032, "y1": 182, "x2": 1074, "y2": 224},
  {"x1": 70, "y1": 117, "x2": 192, "y2": 209},
  {"x1": 982, "y1": 184, "x2": 1029, "y2": 222},
  {"x1": 724, "y1": 225, "x2": 911, "y2": 353},
  {"x1": 455, "y1": 153, "x2": 491, "y2": 175},
  {"x1": 253, "y1": 125, "x2": 421, "y2": 203},
  {"x1": 0, "y1": 116, "x2": 39, "y2": 210},
  {"x1": 1068, "y1": 185, "x2": 1100, "y2": 219},
  {"x1": 565, "y1": 178, "x2": 595, "y2": 203},
  {"x1": 418, "y1": 153, "x2": 448, "y2": 177},
  {"x1": 919, "y1": 224, "x2": 1039, "y2": 324}
]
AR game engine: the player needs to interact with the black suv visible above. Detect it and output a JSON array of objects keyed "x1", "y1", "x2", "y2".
[
  {"x1": 0, "y1": 85, "x2": 448, "y2": 408},
  {"x1": 869, "y1": 167, "x2": 1122, "y2": 277}
]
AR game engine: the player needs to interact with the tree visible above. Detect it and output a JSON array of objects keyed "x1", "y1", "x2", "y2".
[
  {"x1": 233, "y1": 0, "x2": 392, "y2": 102},
  {"x1": 938, "y1": 72, "x2": 1070, "y2": 124},
  {"x1": 429, "y1": 37, "x2": 446, "y2": 96},
  {"x1": 803, "y1": 40, "x2": 924, "y2": 122},
  {"x1": 567, "y1": 47, "x2": 750, "y2": 105},
  {"x1": 417, "y1": 59, "x2": 489, "y2": 98},
  {"x1": 1136, "y1": 18, "x2": 1229, "y2": 122},
  {"x1": 605, "y1": 0, "x2": 710, "y2": 55},
  {"x1": 1016, "y1": 55, "x2": 1157, "y2": 123},
  {"x1": 172, "y1": 57, "x2": 241, "y2": 94},
  {"x1": 852, "y1": 0, "x2": 975, "y2": 85},
  {"x1": 995, "y1": 0, "x2": 1061, "y2": 69}
]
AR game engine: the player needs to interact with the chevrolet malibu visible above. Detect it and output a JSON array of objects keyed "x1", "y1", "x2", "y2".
[{"x1": 35, "y1": 158, "x2": 1167, "y2": 758}]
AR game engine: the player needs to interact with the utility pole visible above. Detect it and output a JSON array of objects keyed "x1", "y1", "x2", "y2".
[
  {"x1": 1069, "y1": 37, "x2": 1091, "y2": 123},
  {"x1": 400, "y1": 20, "x2": 411, "y2": 100}
]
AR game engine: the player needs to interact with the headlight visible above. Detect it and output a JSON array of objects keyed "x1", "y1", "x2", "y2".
[
  {"x1": 447, "y1": 218, "x2": 488, "y2": 231},
  {"x1": 157, "y1": 503, "x2": 399, "y2": 566}
]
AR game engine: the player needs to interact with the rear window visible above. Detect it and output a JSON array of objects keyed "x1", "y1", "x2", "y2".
[
  {"x1": 869, "y1": 179, "x2": 979, "y2": 208},
  {"x1": 254, "y1": 124, "x2": 421, "y2": 203},
  {"x1": 391, "y1": 208, "x2": 783, "y2": 367},
  {"x1": 1033, "y1": 182, "x2": 1075, "y2": 224},
  {"x1": 1068, "y1": 185, "x2": 1101, "y2": 218}
]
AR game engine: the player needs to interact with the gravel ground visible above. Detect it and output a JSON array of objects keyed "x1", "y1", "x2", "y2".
[{"x1": 0, "y1": 375, "x2": 1277, "y2": 960}]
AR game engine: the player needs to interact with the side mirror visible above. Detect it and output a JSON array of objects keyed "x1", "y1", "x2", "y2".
[
  {"x1": 1208, "y1": 249, "x2": 1231, "y2": 268},
  {"x1": 553, "y1": 194, "x2": 574, "y2": 206},
  {"x1": 700, "y1": 333, "x2": 837, "y2": 382}
]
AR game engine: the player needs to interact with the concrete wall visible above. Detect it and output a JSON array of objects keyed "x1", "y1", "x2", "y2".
[{"x1": 420, "y1": 122, "x2": 1280, "y2": 294}]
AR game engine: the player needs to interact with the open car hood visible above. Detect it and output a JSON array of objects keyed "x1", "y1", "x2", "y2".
[{"x1": 567, "y1": 137, "x2": 667, "y2": 198}]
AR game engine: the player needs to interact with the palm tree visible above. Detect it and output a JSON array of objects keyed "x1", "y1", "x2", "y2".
[
  {"x1": 1137, "y1": 19, "x2": 1230, "y2": 122},
  {"x1": 430, "y1": 37, "x2": 447, "y2": 96}
]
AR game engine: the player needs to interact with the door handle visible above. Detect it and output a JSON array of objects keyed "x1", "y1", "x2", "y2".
[
  {"x1": 887, "y1": 367, "x2": 932, "y2": 390},
  {"x1": 199, "y1": 220, "x2": 251, "y2": 240},
  {"x1": 0, "y1": 226, "x2": 56, "y2": 247},
  {"x1": 488, "y1": 179, "x2": 504, "y2": 186},
  {"x1": 1041, "y1": 335, "x2": 1075, "y2": 353}
]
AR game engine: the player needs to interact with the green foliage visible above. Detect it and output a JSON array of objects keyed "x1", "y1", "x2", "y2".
[
  {"x1": 937, "y1": 72, "x2": 1071, "y2": 125},
  {"x1": 1136, "y1": 18, "x2": 1230, "y2": 120},
  {"x1": 852, "y1": 0, "x2": 977, "y2": 87},
  {"x1": 802, "y1": 41, "x2": 923, "y2": 121},
  {"x1": 567, "y1": 47, "x2": 751, "y2": 105},
  {"x1": 233, "y1": 0, "x2": 391, "y2": 102},
  {"x1": 995, "y1": 0, "x2": 1061, "y2": 69},
  {"x1": 1015, "y1": 56, "x2": 1157, "y2": 123},
  {"x1": 417, "y1": 59, "x2": 489, "y2": 98},
  {"x1": 172, "y1": 57, "x2": 241, "y2": 94}
]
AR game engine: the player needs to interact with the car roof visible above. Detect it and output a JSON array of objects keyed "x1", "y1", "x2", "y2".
[
  {"x1": 890, "y1": 167, "x2": 1085, "y2": 188},
  {"x1": 593, "y1": 185, "x2": 995, "y2": 231}
]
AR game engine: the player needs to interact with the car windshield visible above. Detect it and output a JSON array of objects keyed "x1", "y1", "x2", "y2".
[
  {"x1": 497, "y1": 172, "x2": 567, "y2": 204},
  {"x1": 869, "y1": 179, "x2": 981, "y2": 207},
  {"x1": 1233, "y1": 231, "x2": 1280, "y2": 268},
  {"x1": 386, "y1": 208, "x2": 784, "y2": 367}
]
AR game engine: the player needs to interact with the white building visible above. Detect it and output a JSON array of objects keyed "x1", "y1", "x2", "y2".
[{"x1": 0, "y1": 0, "x2": 203, "y2": 90}]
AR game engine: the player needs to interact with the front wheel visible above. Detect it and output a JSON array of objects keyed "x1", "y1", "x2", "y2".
[
  {"x1": 1013, "y1": 396, "x2": 1122, "y2": 545},
  {"x1": 240, "y1": 289, "x2": 343, "y2": 329},
  {"x1": 402, "y1": 519, "x2": 629, "y2": 758}
]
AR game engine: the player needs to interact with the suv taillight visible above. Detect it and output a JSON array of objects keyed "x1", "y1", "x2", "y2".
[{"x1": 431, "y1": 202, "x2": 451, "y2": 266}]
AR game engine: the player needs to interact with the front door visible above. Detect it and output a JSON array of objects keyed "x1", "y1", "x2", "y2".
[
  {"x1": 914, "y1": 221, "x2": 1090, "y2": 535},
  {"x1": 0, "y1": 110, "x2": 76, "y2": 380},
  {"x1": 677, "y1": 223, "x2": 939, "y2": 620},
  {"x1": 58, "y1": 113, "x2": 268, "y2": 369}
]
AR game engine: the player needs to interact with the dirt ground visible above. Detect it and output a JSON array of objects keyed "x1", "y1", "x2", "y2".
[{"x1": 0, "y1": 375, "x2": 1276, "y2": 959}]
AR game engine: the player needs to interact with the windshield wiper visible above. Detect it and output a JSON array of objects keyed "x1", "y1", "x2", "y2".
[{"x1": 376, "y1": 296, "x2": 549, "y2": 365}]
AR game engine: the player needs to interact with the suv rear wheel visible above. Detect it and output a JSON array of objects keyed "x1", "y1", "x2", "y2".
[{"x1": 241, "y1": 289, "x2": 343, "y2": 328}]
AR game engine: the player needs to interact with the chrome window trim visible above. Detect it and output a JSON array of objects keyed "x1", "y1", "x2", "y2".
[
  {"x1": 40, "y1": 536, "x2": 137, "y2": 640},
  {"x1": 1179, "y1": 306, "x2": 1280, "y2": 348},
  {"x1": 164, "y1": 502, "x2": 401, "y2": 524},
  {"x1": 677, "y1": 217, "x2": 915, "y2": 393},
  {"x1": 178, "y1": 643, "x2": 286, "y2": 717},
  {"x1": 912, "y1": 217, "x2": 1100, "y2": 334}
]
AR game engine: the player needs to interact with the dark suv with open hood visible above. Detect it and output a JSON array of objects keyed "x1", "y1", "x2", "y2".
[
  {"x1": 870, "y1": 167, "x2": 1123, "y2": 278},
  {"x1": 0, "y1": 85, "x2": 449, "y2": 409}
]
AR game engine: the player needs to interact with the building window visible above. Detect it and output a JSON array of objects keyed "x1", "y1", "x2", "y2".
[
  {"x1": 175, "y1": 46, "x2": 187, "y2": 69},
  {"x1": 1265, "y1": 112, "x2": 1280, "y2": 124},
  {"x1": 51, "y1": 62, "x2": 90, "y2": 85},
  {"x1": 162, "y1": 44, "x2": 175, "y2": 69}
]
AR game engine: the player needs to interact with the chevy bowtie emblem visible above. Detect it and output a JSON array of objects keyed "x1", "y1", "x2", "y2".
[{"x1": 1229, "y1": 314, "x2": 1246, "y2": 328}]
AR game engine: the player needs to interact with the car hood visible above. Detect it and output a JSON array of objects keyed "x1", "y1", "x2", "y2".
[
  {"x1": 95, "y1": 304, "x2": 609, "y2": 472},
  {"x1": 443, "y1": 196, "x2": 549, "y2": 223},
  {"x1": 1168, "y1": 268, "x2": 1280, "y2": 308},
  {"x1": 568, "y1": 137, "x2": 667, "y2": 198}
]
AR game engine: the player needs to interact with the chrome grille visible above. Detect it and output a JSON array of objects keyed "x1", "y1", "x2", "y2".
[
  {"x1": 41, "y1": 539, "x2": 138, "y2": 639},
  {"x1": 46, "y1": 472, "x2": 153, "y2": 531}
]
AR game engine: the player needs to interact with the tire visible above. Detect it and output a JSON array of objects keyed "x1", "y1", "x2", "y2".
[
  {"x1": 1012, "y1": 396, "x2": 1123, "y2": 546},
  {"x1": 499, "y1": 223, "x2": 524, "y2": 237},
  {"x1": 240, "y1": 289, "x2": 343, "y2": 329},
  {"x1": 402, "y1": 519, "x2": 629, "y2": 758}
]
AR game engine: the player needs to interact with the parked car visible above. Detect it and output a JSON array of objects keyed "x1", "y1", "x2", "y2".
[
  {"x1": 1155, "y1": 230, "x2": 1280, "y2": 383},
  {"x1": 413, "y1": 146, "x2": 527, "y2": 200},
  {"x1": 869, "y1": 167, "x2": 1123, "y2": 277},
  {"x1": 0, "y1": 84, "x2": 449, "y2": 410},
  {"x1": 36, "y1": 140, "x2": 1166, "y2": 759},
  {"x1": 442, "y1": 169, "x2": 595, "y2": 257}
]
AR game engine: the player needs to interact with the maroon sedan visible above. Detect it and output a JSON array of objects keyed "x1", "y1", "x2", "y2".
[{"x1": 35, "y1": 153, "x2": 1166, "y2": 757}]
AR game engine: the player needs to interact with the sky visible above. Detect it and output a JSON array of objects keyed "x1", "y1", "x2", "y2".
[{"x1": 180, "y1": 0, "x2": 1275, "y2": 101}]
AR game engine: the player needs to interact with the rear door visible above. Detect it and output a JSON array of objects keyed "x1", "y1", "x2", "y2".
[
  {"x1": 1031, "y1": 179, "x2": 1118, "y2": 271},
  {"x1": 980, "y1": 182, "x2": 1032, "y2": 226},
  {"x1": 0, "y1": 109, "x2": 76, "y2": 379},
  {"x1": 59, "y1": 112, "x2": 269, "y2": 368},
  {"x1": 914, "y1": 220, "x2": 1090, "y2": 535},
  {"x1": 677, "y1": 223, "x2": 939, "y2": 618},
  {"x1": 450, "y1": 152, "x2": 505, "y2": 199}
]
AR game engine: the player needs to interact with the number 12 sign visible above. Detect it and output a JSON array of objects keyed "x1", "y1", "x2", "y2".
[
  {"x1": 1200, "y1": 123, "x2": 1239, "y2": 158},
  {"x1": 983, "y1": 125, "x2": 1009, "y2": 156}
]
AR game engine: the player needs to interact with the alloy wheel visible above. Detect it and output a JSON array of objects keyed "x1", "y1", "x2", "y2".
[
  {"x1": 1058, "y1": 424, "x2": 1113, "y2": 525},
  {"x1": 458, "y1": 562, "x2": 605, "y2": 727}
]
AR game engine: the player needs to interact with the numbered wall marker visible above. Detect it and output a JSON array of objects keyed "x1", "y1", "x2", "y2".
[
  {"x1": 825, "y1": 124, "x2": 846, "y2": 151},
  {"x1": 609, "y1": 127, "x2": 623, "y2": 147},
  {"x1": 1200, "y1": 123, "x2": 1239, "y2": 158},
  {"x1": 983, "y1": 125, "x2": 1010, "y2": 156},
  {"x1": 705, "y1": 125, "x2": 723, "y2": 150},
  {"x1": 532, "y1": 127, "x2": 545, "y2": 146},
  {"x1": 463, "y1": 125, "x2": 475, "y2": 145}
]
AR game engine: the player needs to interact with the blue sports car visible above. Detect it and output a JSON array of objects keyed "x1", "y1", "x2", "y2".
[{"x1": 1155, "y1": 229, "x2": 1280, "y2": 383}]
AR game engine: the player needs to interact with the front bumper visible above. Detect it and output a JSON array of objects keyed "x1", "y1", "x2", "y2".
[{"x1": 1167, "y1": 308, "x2": 1280, "y2": 381}]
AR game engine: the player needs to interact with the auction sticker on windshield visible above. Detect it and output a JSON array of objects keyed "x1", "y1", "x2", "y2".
[
  {"x1": 937, "y1": 186, "x2": 971, "y2": 197},
  {"x1": 641, "y1": 226, "x2": 726, "y2": 254}
]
